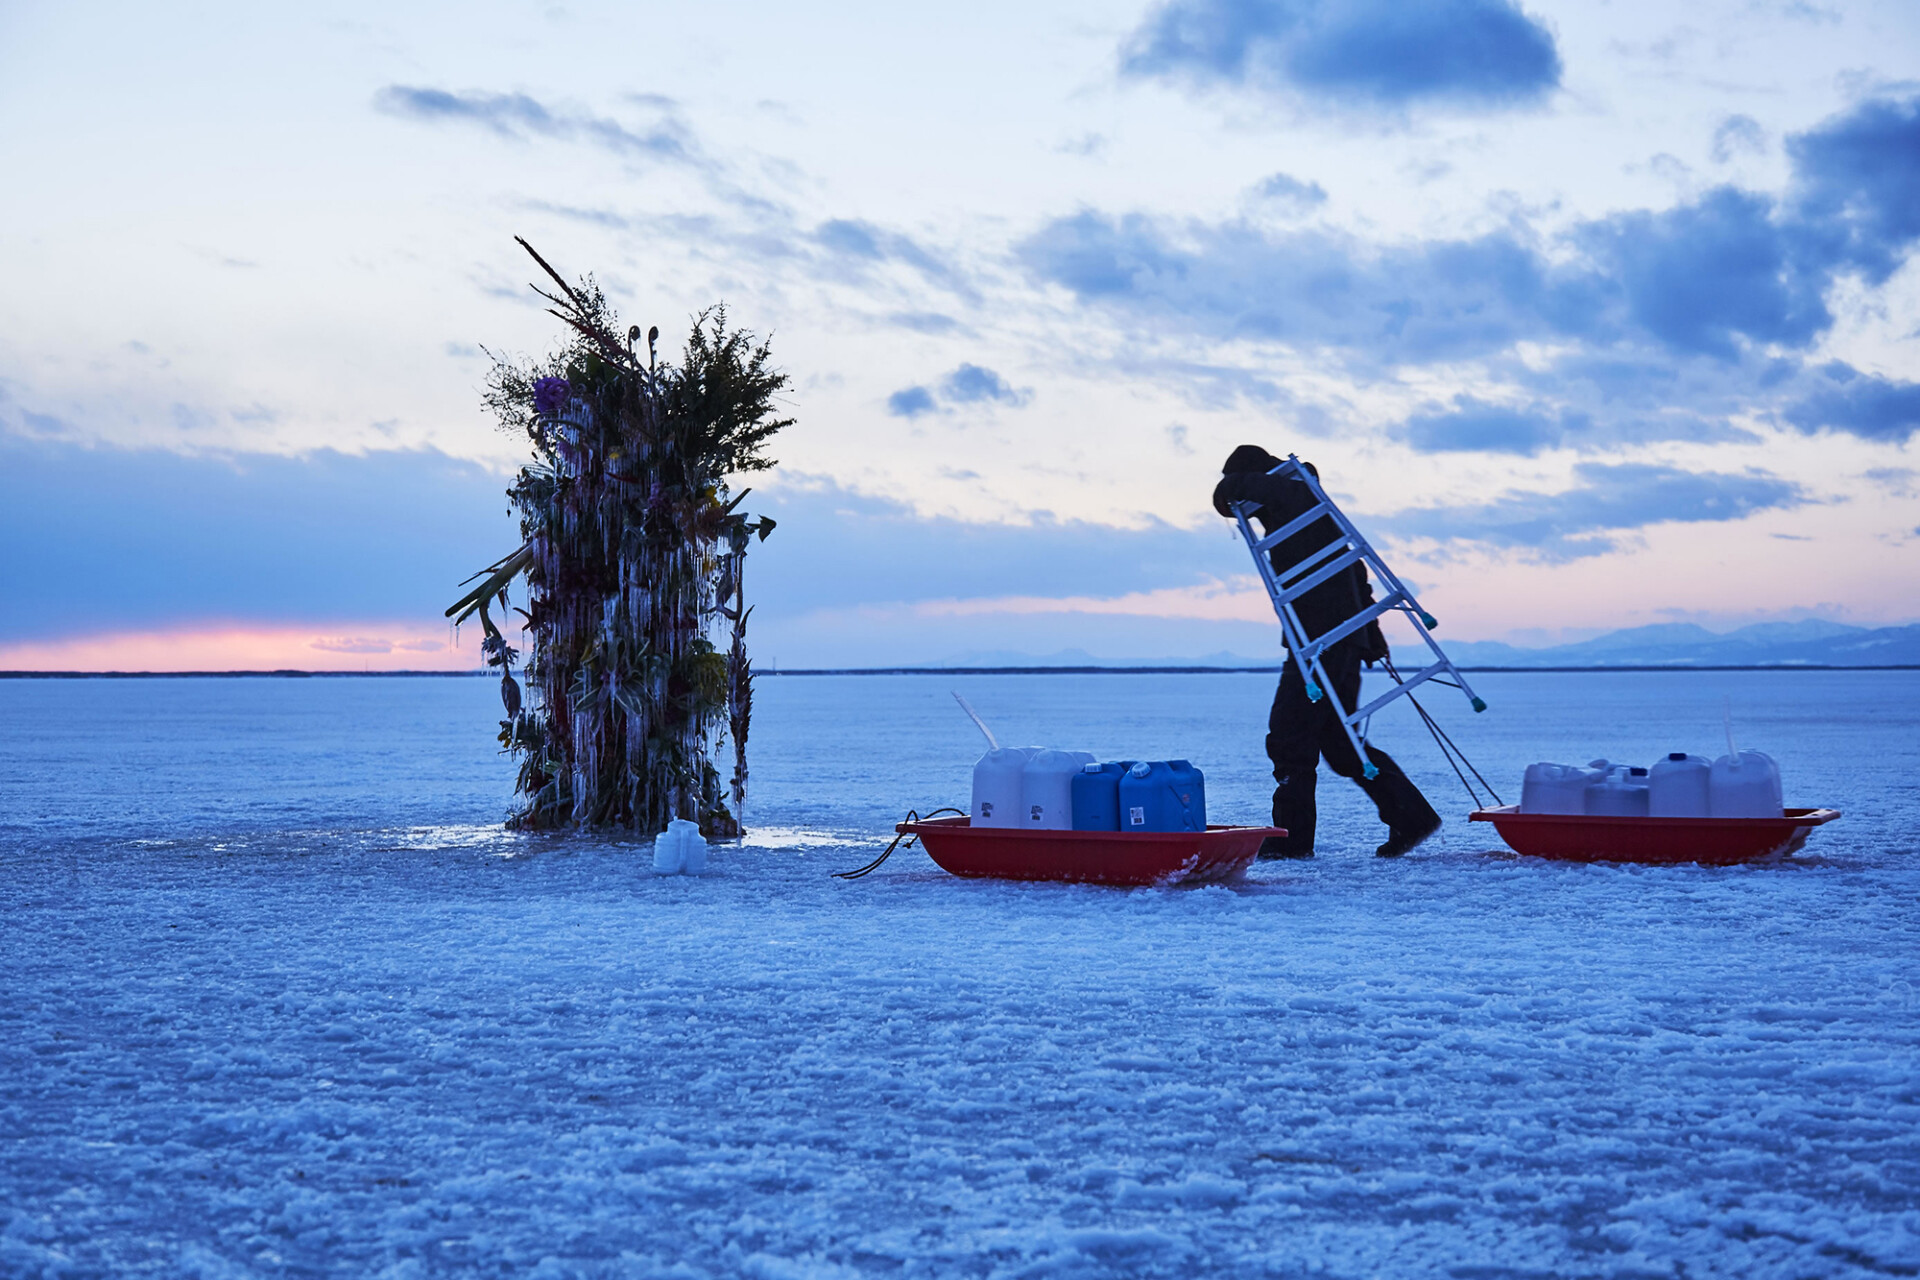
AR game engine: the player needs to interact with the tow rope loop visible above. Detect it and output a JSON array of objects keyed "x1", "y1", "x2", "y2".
[
  {"x1": 1381, "y1": 657, "x2": 1504, "y2": 810},
  {"x1": 834, "y1": 807, "x2": 966, "y2": 879}
]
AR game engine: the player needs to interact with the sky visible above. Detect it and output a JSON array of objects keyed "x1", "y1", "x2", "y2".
[{"x1": 2, "y1": 0, "x2": 1917, "y2": 670}]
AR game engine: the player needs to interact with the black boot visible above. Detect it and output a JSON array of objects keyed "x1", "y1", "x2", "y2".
[
  {"x1": 1258, "y1": 835, "x2": 1313, "y2": 860},
  {"x1": 1264, "y1": 767, "x2": 1317, "y2": 859},
  {"x1": 1375, "y1": 812, "x2": 1441, "y2": 858},
  {"x1": 1357, "y1": 751, "x2": 1442, "y2": 858}
]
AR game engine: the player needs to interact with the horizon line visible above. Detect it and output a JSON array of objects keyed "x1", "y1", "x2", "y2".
[{"x1": 6, "y1": 664, "x2": 1920, "y2": 680}]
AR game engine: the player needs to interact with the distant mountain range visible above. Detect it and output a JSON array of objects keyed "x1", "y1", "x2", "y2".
[
  {"x1": 921, "y1": 621, "x2": 1920, "y2": 670},
  {"x1": 1441, "y1": 620, "x2": 1920, "y2": 668}
]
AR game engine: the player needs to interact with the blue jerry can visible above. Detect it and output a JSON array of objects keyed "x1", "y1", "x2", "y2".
[
  {"x1": 1070, "y1": 761, "x2": 1135, "y2": 831},
  {"x1": 1118, "y1": 760, "x2": 1207, "y2": 833}
]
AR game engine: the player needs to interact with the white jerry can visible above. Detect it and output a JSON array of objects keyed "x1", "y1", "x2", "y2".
[
  {"x1": 653, "y1": 817, "x2": 707, "y2": 875},
  {"x1": 1710, "y1": 751, "x2": 1783, "y2": 818},
  {"x1": 972, "y1": 747, "x2": 1038, "y2": 828},
  {"x1": 1519, "y1": 762, "x2": 1594, "y2": 814},
  {"x1": 1649, "y1": 753, "x2": 1711, "y2": 818},
  {"x1": 1021, "y1": 749, "x2": 1097, "y2": 830}
]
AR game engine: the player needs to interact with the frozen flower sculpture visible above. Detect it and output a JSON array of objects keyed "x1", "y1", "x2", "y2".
[{"x1": 447, "y1": 238, "x2": 787, "y2": 835}]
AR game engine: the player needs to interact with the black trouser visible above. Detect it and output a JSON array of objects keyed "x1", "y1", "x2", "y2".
[{"x1": 1265, "y1": 646, "x2": 1439, "y2": 854}]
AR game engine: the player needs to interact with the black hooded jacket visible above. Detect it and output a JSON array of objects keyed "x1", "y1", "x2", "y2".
[{"x1": 1212, "y1": 446, "x2": 1387, "y2": 661}]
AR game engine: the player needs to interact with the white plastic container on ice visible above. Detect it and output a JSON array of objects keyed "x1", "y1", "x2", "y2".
[
  {"x1": 1648, "y1": 753, "x2": 1711, "y2": 818},
  {"x1": 1709, "y1": 751, "x2": 1783, "y2": 818},
  {"x1": 1520, "y1": 762, "x2": 1596, "y2": 814},
  {"x1": 652, "y1": 817, "x2": 707, "y2": 875},
  {"x1": 654, "y1": 818, "x2": 707, "y2": 875},
  {"x1": 1021, "y1": 749, "x2": 1097, "y2": 829},
  {"x1": 1585, "y1": 765, "x2": 1650, "y2": 817},
  {"x1": 972, "y1": 746, "x2": 1039, "y2": 828}
]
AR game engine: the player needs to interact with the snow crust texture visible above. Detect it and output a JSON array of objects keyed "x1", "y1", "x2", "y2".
[{"x1": 3, "y1": 672, "x2": 1918, "y2": 1278}]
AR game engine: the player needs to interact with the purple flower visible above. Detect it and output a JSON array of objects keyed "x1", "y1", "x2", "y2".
[{"x1": 533, "y1": 377, "x2": 572, "y2": 417}]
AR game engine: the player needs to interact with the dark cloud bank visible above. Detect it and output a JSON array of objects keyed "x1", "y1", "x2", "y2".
[
  {"x1": 0, "y1": 435, "x2": 515, "y2": 641},
  {"x1": 1, "y1": 426, "x2": 1810, "y2": 646}
]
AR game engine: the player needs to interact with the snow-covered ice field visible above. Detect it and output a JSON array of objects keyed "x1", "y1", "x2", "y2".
[{"x1": 4, "y1": 671, "x2": 1918, "y2": 1278}]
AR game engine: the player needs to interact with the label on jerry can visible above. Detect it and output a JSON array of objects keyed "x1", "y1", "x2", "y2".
[{"x1": 1129, "y1": 806, "x2": 1145, "y2": 826}]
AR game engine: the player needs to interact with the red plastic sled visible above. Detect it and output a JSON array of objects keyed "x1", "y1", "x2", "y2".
[
  {"x1": 1469, "y1": 805, "x2": 1841, "y2": 865},
  {"x1": 898, "y1": 816, "x2": 1281, "y2": 886}
]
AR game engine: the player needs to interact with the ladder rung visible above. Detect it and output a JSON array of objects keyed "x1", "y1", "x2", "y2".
[
  {"x1": 1250, "y1": 501, "x2": 1335, "y2": 554},
  {"x1": 1272, "y1": 548, "x2": 1363, "y2": 605},
  {"x1": 1294, "y1": 592, "x2": 1407, "y2": 661},
  {"x1": 1344, "y1": 659, "x2": 1452, "y2": 726},
  {"x1": 1274, "y1": 536, "x2": 1354, "y2": 587}
]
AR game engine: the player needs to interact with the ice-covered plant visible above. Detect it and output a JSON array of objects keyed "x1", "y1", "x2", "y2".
[{"x1": 447, "y1": 238, "x2": 788, "y2": 834}]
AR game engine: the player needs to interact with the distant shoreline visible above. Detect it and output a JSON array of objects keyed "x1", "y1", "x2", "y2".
[{"x1": 4, "y1": 664, "x2": 1919, "y2": 679}]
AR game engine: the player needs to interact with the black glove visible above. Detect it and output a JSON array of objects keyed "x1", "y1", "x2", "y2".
[
  {"x1": 1212, "y1": 471, "x2": 1284, "y2": 518},
  {"x1": 1211, "y1": 474, "x2": 1246, "y2": 518},
  {"x1": 1358, "y1": 621, "x2": 1390, "y2": 667}
]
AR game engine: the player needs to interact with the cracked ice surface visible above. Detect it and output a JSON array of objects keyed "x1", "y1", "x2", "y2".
[{"x1": 2, "y1": 672, "x2": 1918, "y2": 1278}]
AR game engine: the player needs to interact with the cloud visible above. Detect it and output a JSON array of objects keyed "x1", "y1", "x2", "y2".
[
  {"x1": 1018, "y1": 93, "x2": 1920, "y2": 444},
  {"x1": 1121, "y1": 0, "x2": 1563, "y2": 112},
  {"x1": 887, "y1": 312, "x2": 962, "y2": 334},
  {"x1": 523, "y1": 200, "x2": 633, "y2": 229},
  {"x1": 1576, "y1": 186, "x2": 1834, "y2": 359},
  {"x1": 814, "y1": 218, "x2": 886, "y2": 258},
  {"x1": 887, "y1": 386, "x2": 937, "y2": 418},
  {"x1": 1783, "y1": 362, "x2": 1920, "y2": 443},
  {"x1": 374, "y1": 86, "x2": 697, "y2": 164},
  {"x1": 0, "y1": 433, "x2": 517, "y2": 641},
  {"x1": 1787, "y1": 94, "x2": 1920, "y2": 285},
  {"x1": 1378, "y1": 462, "x2": 1808, "y2": 559},
  {"x1": 811, "y1": 218, "x2": 970, "y2": 294},
  {"x1": 311, "y1": 636, "x2": 402, "y2": 654},
  {"x1": 303, "y1": 634, "x2": 451, "y2": 655},
  {"x1": 1021, "y1": 181, "x2": 1873, "y2": 367},
  {"x1": 1711, "y1": 114, "x2": 1767, "y2": 163},
  {"x1": 912, "y1": 576, "x2": 1270, "y2": 623},
  {"x1": 747, "y1": 477, "x2": 1239, "y2": 615},
  {"x1": 1251, "y1": 171, "x2": 1328, "y2": 208},
  {"x1": 1057, "y1": 132, "x2": 1108, "y2": 156},
  {"x1": 1395, "y1": 395, "x2": 1589, "y2": 455},
  {"x1": 941, "y1": 364, "x2": 1031, "y2": 407},
  {"x1": 736, "y1": 465, "x2": 1807, "y2": 663},
  {"x1": 1019, "y1": 210, "x2": 1602, "y2": 364},
  {"x1": 888, "y1": 366, "x2": 1032, "y2": 416},
  {"x1": 1860, "y1": 466, "x2": 1915, "y2": 494}
]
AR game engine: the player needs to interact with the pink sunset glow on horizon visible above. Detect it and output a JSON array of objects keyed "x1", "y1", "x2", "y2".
[{"x1": 0, "y1": 623, "x2": 491, "y2": 674}]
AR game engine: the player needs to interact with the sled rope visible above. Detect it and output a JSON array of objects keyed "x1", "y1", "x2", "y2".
[
  {"x1": 1383, "y1": 657, "x2": 1503, "y2": 810},
  {"x1": 833, "y1": 808, "x2": 966, "y2": 879}
]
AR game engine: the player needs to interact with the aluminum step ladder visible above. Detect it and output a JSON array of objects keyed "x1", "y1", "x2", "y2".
[{"x1": 1230, "y1": 454, "x2": 1486, "y2": 779}]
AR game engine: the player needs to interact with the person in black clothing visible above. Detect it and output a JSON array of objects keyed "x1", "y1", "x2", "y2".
[{"x1": 1212, "y1": 445, "x2": 1442, "y2": 858}]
